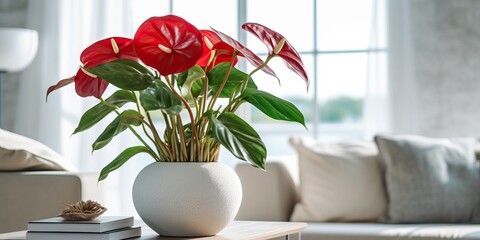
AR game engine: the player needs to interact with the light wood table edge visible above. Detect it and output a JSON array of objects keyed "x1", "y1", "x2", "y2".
[
  {"x1": 0, "y1": 221, "x2": 308, "y2": 240},
  {"x1": 231, "y1": 221, "x2": 307, "y2": 240}
]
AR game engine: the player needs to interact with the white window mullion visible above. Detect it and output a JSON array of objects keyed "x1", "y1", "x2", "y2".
[
  {"x1": 312, "y1": 0, "x2": 319, "y2": 138},
  {"x1": 236, "y1": 0, "x2": 251, "y2": 121}
]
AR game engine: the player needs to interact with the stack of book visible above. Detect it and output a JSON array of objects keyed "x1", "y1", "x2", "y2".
[{"x1": 26, "y1": 216, "x2": 141, "y2": 240}]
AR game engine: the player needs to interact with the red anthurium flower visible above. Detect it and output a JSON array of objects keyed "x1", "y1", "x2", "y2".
[
  {"x1": 81, "y1": 37, "x2": 138, "y2": 66},
  {"x1": 211, "y1": 42, "x2": 239, "y2": 66},
  {"x1": 76, "y1": 37, "x2": 137, "y2": 98},
  {"x1": 46, "y1": 37, "x2": 138, "y2": 99},
  {"x1": 74, "y1": 67, "x2": 109, "y2": 98},
  {"x1": 196, "y1": 30, "x2": 221, "y2": 67},
  {"x1": 197, "y1": 30, "x2": 238, "y2": 69},
  {"x1": 133, "y1": 15, "x2": 203, "y2": 76},
  {"x1": 242, "y1": 23, "x2": 309, "y2": 87},
  {"x1": 211, "y1": 27, "x2": 278, "y2": 79}
]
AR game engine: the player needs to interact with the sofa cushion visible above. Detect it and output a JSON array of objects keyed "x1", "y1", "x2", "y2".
[
  {"x1": 301, "y1": 222, "x2": 480, "y2": 240},
  {"x1": 0, "y1": 129, "x2": 69, "y2": 171},
  {"x1": 375, "y1": 134, "x2": 480, "y2": 223},
  {"x1": 289, "y1": 136, "x2": 387, "y2": 222}
]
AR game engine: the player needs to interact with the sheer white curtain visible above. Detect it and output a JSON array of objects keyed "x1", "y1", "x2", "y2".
[
  {"x1": 364, "y1": 0, "x2": 390, "y2": 138},
  {"x1": 15, "y1": 0, "x2": 145, "y2": 215},
  {"x1": 14, "y1": 0, "x2": 63, "y2": 153},
  {"x1": 387, "y1": 0, "x2": 418, "y2": 134}
]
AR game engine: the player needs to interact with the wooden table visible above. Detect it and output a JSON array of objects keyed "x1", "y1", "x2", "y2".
[{"x1": 0, "y1": 221, "x2": 307, "y2": 240}]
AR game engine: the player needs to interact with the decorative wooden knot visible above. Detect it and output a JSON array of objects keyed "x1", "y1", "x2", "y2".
[{"x1": 57, "y1": 200, "x2": 107, "y2": 221}]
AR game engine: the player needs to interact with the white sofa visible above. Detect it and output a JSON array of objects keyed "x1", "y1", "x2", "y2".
[
  {"x1": 234, "y1": 156, "x2": 480, "y2": 240},
  {"x1": 0, "y1": 129, "x2": 103, "y2": 233},
  {"x1": 0, "y1": 171, "x2": 101, "y2": 233}
]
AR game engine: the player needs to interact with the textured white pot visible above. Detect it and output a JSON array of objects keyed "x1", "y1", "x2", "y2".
[{"x1": 132, "y1": 162, "x2": 242, "y2": 237}]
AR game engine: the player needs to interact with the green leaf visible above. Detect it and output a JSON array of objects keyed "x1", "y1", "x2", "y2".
[
  {"x1": 73, "y1": 90, "x2": 136, "y2": 134},
  {"x1": 98, "y1": 146, "x2": 150, "y2": 181},
  {"x1": 243, "y1": 88, "x2": 306, "y2": 127},
  {"x1": 140, "y1": 80, "x2": 183, "y2": 115},
  {"x1": 207, "y1": 62, "x2": 257, "y2": 98},
  {"x1": 207, "y1": 112, "x2": 266, "y2": 169},
  {"x1": 177, "y1": 65, "x2": 204, "y2": 88},
  {"x1": 183, "y1": 123, "x2": 192, "y2": 140},
  {"x1": 92, "y1": 110, "x2": 144, "y2": 151},
  {"x1": 177, "y1": 65, "x2": 206, "y2": 100},
  {"x1": 85, "y1": 59, "x2": 154, "y2": 91}
]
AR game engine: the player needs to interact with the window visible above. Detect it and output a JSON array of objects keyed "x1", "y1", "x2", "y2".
[
  {"x1": 246, "y1": 0, "x2": 388, "y2": 156},
  {"x1": 96, "y1": 0, "x2": 387, "y2": 215},
  {"x1": 131, "y1": 0, "x2": 388, "y2": 158}
]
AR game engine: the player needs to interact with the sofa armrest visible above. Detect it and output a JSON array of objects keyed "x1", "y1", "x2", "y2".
[
  {"x1": 0, "y1": 171, "x2": 102, "y2": 233},
  {"x1": 235, "y1": 156, "x2": 299, "y2": 221}
]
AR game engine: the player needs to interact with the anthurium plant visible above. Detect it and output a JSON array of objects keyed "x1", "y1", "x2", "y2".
[{"x1": 47, "y1": 15, "x2": 309, "y2": 181}]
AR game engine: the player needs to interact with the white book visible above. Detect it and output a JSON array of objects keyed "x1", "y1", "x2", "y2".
[
  {"x1": 27, "y1": 216, "x2": 134, "y2": 233},
  {"x1": 26, "y1": 226, "x2": 141, "y2": 240}
]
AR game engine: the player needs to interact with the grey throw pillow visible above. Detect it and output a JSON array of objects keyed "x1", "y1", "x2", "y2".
[{"x1": 375, "y1": 134, "x2": 480, "y2": 223}]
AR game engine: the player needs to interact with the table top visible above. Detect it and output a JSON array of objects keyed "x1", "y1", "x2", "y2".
[{"x1": 0, "y1": 220, "x2": 307, "y2": 240}]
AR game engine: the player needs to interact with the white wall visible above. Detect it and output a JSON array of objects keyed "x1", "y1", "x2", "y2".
[{"x1": 390, "y1": 0, "x2": 480, "y2": 137}]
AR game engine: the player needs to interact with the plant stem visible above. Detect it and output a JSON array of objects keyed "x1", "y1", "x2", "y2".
[
  {"x1": 242, "y1": 55, "x2": 275, "y2": 93},
  {"x1": 211, "y1": 143, "x2": 220, "y2": 162},
  {"x1": 197, "y1": 117, "x2": 206, "y2": 161},
  {"x1": 146, "y1": 112, "x2": 171, "y2": 160},
  {"x1": 225, "y1": 55, "x2": 275, "y2": 113},
  {"x1": 208, "y1": 51, "x2": 238, "y2": 111},
  {"x1": 200, "y1": 73, "x2": 209, "y2": 118},
  {"x1": 168, "y1": 115, "x2": 176, "y2": 161},
  {"x1": 99, "y1": 97, "x2": 160, "y2": 161},
  {"x1": 162, "y1": 112, "x2": 173, "y2": 161},
  {"x1": 131, "y1": 91, "x2": 165, "y2": 158},
  {"x1": 176, "y1": 115, "x2": 188, "y2": 161},
  {"x1": 229, "y1": 99, "x2": 244, "y2": 113},
  {"x1": 165, "y1": 75, "x2": 200, "y2": 160},
  {"x1": 197, "y1": 72, "x2": 211, "y2": 162},
  {"x1": 162, "y1": 111, "x2": 172, "y2": 131},
  {"x1": 128, "y1": 124, "x2": 160, "y2": 162},
  {"x1": 111, "y1": 108, "x2": 160, "y2": 162}
]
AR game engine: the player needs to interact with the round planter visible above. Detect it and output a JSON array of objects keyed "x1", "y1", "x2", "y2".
[{"x1": 132, "y1": 162, "x2": 242, "y2": 237}]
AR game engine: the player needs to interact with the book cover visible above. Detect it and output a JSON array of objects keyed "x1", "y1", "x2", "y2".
[
  {"x1": 27, "y1": 216, "x2": 134, "y2": 233},
  {"x1": 26, "y1": 226, "x2": 141, "y2": 240}
]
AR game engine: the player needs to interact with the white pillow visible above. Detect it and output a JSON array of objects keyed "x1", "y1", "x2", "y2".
[
  {"x1": 289, "y1": 136, "x2": 387, "y2": 222},
  {"x1": 0, "y1": 129, "x2": 70, "y2": 171}
]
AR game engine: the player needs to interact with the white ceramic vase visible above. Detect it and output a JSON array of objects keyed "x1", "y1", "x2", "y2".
[{"x1": 132, "y1": 162, "x2": 242, "y2": 237}]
